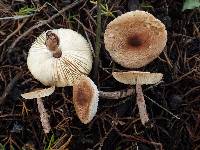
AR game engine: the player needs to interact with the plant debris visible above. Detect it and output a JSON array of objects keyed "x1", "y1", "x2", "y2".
[{"x1": 0, "y1": 0, "x2": 199, "y2": 149}]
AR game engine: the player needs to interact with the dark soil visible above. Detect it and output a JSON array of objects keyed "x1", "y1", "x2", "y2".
[{"x1": 0, "y1": 0, "x2": 199, "y2": 150}]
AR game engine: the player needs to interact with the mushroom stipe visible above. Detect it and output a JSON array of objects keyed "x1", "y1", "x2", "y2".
[{"x1": 112, "y1": 71, "x2": 163, "y2": 127}]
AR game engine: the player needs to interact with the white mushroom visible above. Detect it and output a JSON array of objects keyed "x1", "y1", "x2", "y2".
[
  {"x1": 21, "y1": 86, "x2": 55, "y2": 99},
  {"x1": 27, "y1": 28, "x2": 93, "y2": 87}
]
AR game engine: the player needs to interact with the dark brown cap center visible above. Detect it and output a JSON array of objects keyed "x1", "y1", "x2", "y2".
[
  {"x1": 74, "y1": 80, "x2": 92, "y2": 107},
  {"x1": 127, "y1": 35, "x2": 143, "y2": 47}
]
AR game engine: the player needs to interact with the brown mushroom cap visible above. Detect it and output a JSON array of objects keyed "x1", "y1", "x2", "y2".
[
  {"x1": 73, "y1": 76, "x2": 99, "y2": 124},
  {"x1": 112, "y1": 71, "x2": 163, "y2": 85},
  {"x1": 104, "y1": 10, "x2": 167, "y2": 68}
]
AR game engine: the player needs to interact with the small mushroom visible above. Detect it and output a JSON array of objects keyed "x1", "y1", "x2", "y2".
[
  {"x1": 104, "y1": 10, "x2": 167, "y2": 68},
  {"x1": 21, "y1": 87, "x2": 54, "y2": 133},
  {"x1": 21, "y1": 86, "x2": 55, "y2": 99},
  {"x1": 73, "y1": 75, "x2": 99, "y2": 124},
  {"x1": 113, "y1": 71, "x2": 163, "y2": 126},
  {"x1": 28, "y1": 28, "x2": 93, "y2": 87},
  {"x1": 112, "y1": 71, "x2": 163, "y2": 85}
]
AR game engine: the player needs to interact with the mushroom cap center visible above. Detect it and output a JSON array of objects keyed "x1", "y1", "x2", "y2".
[
  {"x1": 125, "y1": 32, "x2": 149, "y2": 51},
  {"x1": 127, "y1": 35, "x2": 143, "y2": 47},
  {"x1": 75, "y1": 79, "x2": 93, "y2": 107}
]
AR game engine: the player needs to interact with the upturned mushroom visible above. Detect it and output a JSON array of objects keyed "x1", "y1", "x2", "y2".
[
  {"x1": 104, "y1": 10, "x2": 167, "y2": 68},
  {"x1": 73, "y1": 75, "x2": 99, "y2": 124},
  {"x1": 113, "y1": 71, "x2": 163, "y2": 126},
  {"x1": 28, "y1": 28, "x2": 93, "y2": 87}
]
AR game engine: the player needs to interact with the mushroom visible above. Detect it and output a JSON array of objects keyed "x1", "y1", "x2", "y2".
[
  {"x1": 113, "y1": 71, "x2": 163, "y2": 126},
  {"x1": 104, "y1": 10, "x2": 167, "y2": 126},
  {"x1": 73, "y1": 75, "x2": 99, "y2": 124},
  {"x1": 21, "y1": 86, "x2": 55, "y2": 133},
  {"x1": 21, "y1": 29, "x2": 94, "y2": 130},
  {"x1": 104, "y1": 10, "x2": 167, "y2": 68},
  {"x1": 21, "y1": 86, "x2": 55, "y2": 99},
  {"x1": 27, "y1": 28, "x2": 93, "y2": 87}
]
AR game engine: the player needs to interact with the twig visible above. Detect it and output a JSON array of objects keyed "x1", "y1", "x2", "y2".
[
  {"x1": 99, "y1": 88, "x2": 134, "y2": 99},
  {"x1": 116, "y1": 130, "x2": 163, "y2": 150},
  {"x1": 136, "y1": 84, "x2": 150, "y2": 126},
  {"x1": 93, "y1": 0, "x2": 101, "y2": 86},
  {"x1": 74, "y1": 17, "x2": 96, "y2": 36},
  {"x1": 83, "y1": 8, "x2": 97, "y2": 25},
  {"x1": 144, "y1": 95, "x2": 180, "y2": 119},
  {"x1": 163, "y1": 48, "x2": 173, "y2": 69},
  {"x1": 0, "y1": 14, "x2": 34, "y2": 20},
  {"x1": 0, "y1": 114, "x2": 21, "y2": 118},
  {"x1": 8, "y1": 0, "x2": 83, "y2": 53},
  {"x1": 51, "y1": 134, "x2": 72, "y2": 149},
  {"x1": 0, "y1": 72, "x2": 22, "y2": 104},
  {"x1": 93, "y1": 123, "x2": 114, "y2": 149},
  {"x1": 183, "y1": 85, "x2": 200, "y2": 98},
  {"x1": 164, "y1": 69, "x2": 196, "y2": 86},
  {"x1": 53, "y1": 135, "x2": 72, "y2": 150},
  {"x1": 0, "y1": 18, "x2": 28, "y2": 47},
  {"x1": 36, "y1": 98, "x2": 51, "y2": 134},
  {"x1": 84, "y1": 30, "x2": 95, "y2": 57}
]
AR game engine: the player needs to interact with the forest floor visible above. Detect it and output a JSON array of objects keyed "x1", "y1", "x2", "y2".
[{"x1": 0, "y1": 0, "x2": 199, "y2": 150}]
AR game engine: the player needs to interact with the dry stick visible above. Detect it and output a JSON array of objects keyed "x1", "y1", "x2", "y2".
[
  {"x1": 118, "y1": 132, "x2": 163, "y2": 150},
  {"x1": 8, "y1": 0, "x2": 83, "y2": 53},
  {"x1": 36, "y1": 98, "x2": 51, "y2": 134},
  {"x1": 74, "y1": 17, "x2": 96, "y2": 36},
  {"x1": 183, "y1": 85, "x2": 200, "y2": 98},
  {"x1": 93, "y1": 0, "x2": 101, "y2": 86},
  {"x1": 164, "y1": 69, "x2": 196, "y2": 86},
  {"x1": 51, "y1": 134, "x2": 72, "y2": 149},
  {"x1": 0, "y1": 18, "x2": 28, "y2": 47},
  {"x1": 99, "y1": 88, "x2": 134, "y2": 99},
  {"x1": 114, "y1": 127, "x2": 163, "y2": 149},
  {"x1": 58, "y1": 135, "x2": 73, "y2": 150},
  {"x1": 0, "y1": 72, "x2": 22, "y2": 104},
  {"x1": 135, "y1": 84, "x2": 150, "y2": 126},
  {"x1": 144, "y1": 95, "x2": 180, "y2": 119},
  {"x1": 0, "y1": 14, "x2": 34, "y2": 20},
  {"x1": 0, "y1": 114, "x2": 21, "y2": 118},
  {"x1": 163, "y1": 48, "x2": 173, "y2": 68}
]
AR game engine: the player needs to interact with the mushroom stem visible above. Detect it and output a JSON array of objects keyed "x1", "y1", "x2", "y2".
[
  {"x1": 36, "y1": 98, "x2": 51, "y2": 133},
  {"x1": 99, "y1": 88, "x2": 134, "y2": 99},
  {"x1": 135, "y1": 84, "x2": 150, "y2": 126},
  {"x1": 51, "y1": 49, "x2": 62, "y2": 58},
  {"x1": 45, "y1": 31, "x2": 62, "y2": 58}
]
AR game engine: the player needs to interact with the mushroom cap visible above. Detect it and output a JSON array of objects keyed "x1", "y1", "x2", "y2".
[
  {"x1": 73, "y1": 75, "x2": 99, "y2": 124},
  {"x1": 21, "y1": 86, "x2": 55, "y2": 99},
  {"x1": 104, "y1": 10, "x2": 167, "y2": 68},
  {"x1": 112, "y1": 71, "x2": 163, "y2": 85},
  {"x1": 27, "y1": 29, "x2": 93, "y2": 87}
]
